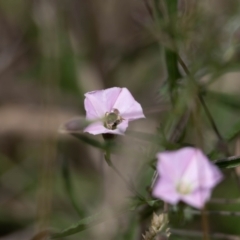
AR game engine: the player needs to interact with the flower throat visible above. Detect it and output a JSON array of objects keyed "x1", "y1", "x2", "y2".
[{"x1": 104, "y1": 109, "x2": 124, "y2": 130}]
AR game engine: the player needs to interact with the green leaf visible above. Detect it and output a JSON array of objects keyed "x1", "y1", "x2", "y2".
[
  {"x1": 50, "y1": 212, "x2": 103, "y2": 239},
  {"x1": 165, "y1": 49, "x2": 181, "y2": 94},
  {"x1": 152, "y1": 0, "x2": 181, "y2": 102},
  {"x1": 164, "y1": 49, "x2": 182, "y2": 104},
  {"x1": 205, "y1": 91, "x2": 240, "y2": 110},
  {"x1": 165, "y1": 0, "x2": 178, "y2": 16},
  {"x1": 225, "y1": 120, "x2": 240, "y2": 142},
  {"x1": 50, "y1": 209, "x2": 127, "y2": 239},
  {"x1": 72, "y1": 133, "x2": 107, "y2": 150},
  {"x1": 213, "y1": 156, "x2": 240, "y2": 169},
  {"x1": 60, "y1": 118, "x2": 112, "y2": 150},
  {"x1": 129, "y1": 196, "x2": 160, "y2": 211},
  {"x1": 147, "y1": 199, "x2": 161, "y2": 207},
  {"x1": 59, "y1": 147, "x2": 84, "y2": 217}
]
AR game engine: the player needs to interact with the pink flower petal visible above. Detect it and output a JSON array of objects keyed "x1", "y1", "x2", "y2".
[
  {"x1": 156, "y1": 148, "x2": 195, "y2": 182},
  {"x1": 84, "y1": 120, "x2": 129, "y2": 135},
  {"x1": 180, "y1": 149, "x2": 223, "y2": 189},
  {"x1": 83, "y1": 121, "x2": 108, "y2": 135},
  {"x1": 121, "y1": 102, "x2": 145, "y2": 120},
  {"x1": 84, "y1": 98, "x2": 101, "y2": 120},
  {"x1": 84, "y1": 87, "x2": 144, "y2": 135},
  {"x1": 104, "y1": 87, "x2": 122, "y2": 110},
  {"x1": 116, "y1": 120, "x2": 129, "y2": 134},
  {"x1": 84, "y1": 92, "x2": 107, "y2": 119},
  {"x1": 84, "y1": 87, "x2": 122, "y2": 119},
  {"x1": 181, "y1": 189, "x2": 211, "y2": 209},
  {"x1": 152, "y1": 178, "x2": 180, "y2": 205},
  {"x1": 196, "y1": 150, "x2": 223, "y2": 188},
  {"x1": 113, "y1": 88, "x2": 145, "y2": 120},
  {"x1": 153, "y1": 147, "x2": 223, "y2": 209}
]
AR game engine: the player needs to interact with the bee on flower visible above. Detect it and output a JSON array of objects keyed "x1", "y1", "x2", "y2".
[{"x1": 83, "y1": 87, "x2": 145, "y2": 135}]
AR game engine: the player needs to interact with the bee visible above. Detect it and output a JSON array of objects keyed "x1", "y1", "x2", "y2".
[{"x1": 104, "y1": 108, "x2": 124, "y2": 130}]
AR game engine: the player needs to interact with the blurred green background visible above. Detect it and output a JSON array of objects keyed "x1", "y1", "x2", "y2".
[{"x1": 1, "y1": 0, "x2": 240, "y2": 239}]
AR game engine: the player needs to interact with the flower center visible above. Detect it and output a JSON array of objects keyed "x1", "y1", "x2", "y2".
[
  {"x1": 176, "y1": 181, "x2": 193, "y2": 195},
  {"x1": 104, "y1": 108, "x2": 123, "y2": 130}
]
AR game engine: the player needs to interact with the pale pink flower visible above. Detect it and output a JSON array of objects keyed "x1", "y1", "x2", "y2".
[
  {"x1": 83, "y1": 87, "x2": 145, "y2": 135},
  {"x1": 152, "y1": 147, "x2": 223, "y2": 209}
]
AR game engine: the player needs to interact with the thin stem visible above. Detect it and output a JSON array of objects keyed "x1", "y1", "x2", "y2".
[
  {"x1": 169, "y1": 110, "x2": 191, "y2": 142},
  {"x1": 178, "y1": 55, "x2": 224, "y2": 143},
  {"x1": 163, "y1": 202, "x2": 169, "y2": 214},
  {"x1": 100, "y1": 150, "x2": 106, "y2": 206},
  {"x1": 143, "y1": 0, "x2": 153, "y2": 17},
  {"x1": 150, "y1": 111, "x2": 190, "y2": 189},
  {"x1": 177, "y1": 54, "x2": 190, "y2": 74},
  {"x1": 213, "y1": 155, "x2": 240, "y2": 164},
  {"x1": 210, "y1": 198, "x2": 240, "y2": 204},
  {"x1": 212, "y1": 155, "x2": 240, "y2": 168},
  {"x1": 150, "y1": 171, "x2": 159, "y2": 189},
  {"x1": 105, "y1": 152, "x2": 146, "y2": 202},
  {"x1": 61, "y1": 156, "x2": 84, "y2": 218},
  {"x1": 177, "y1": 55, "x2": 213, "y2": 240},
  {"x1": 186, "y1": 209, "x2": 240, "y2": 217},
  {"x1": 49, "y1": 207, "x2": 130, "y2": 239},
  {"x1": 201, "y1": 207, "x2": 210, "y2": 240},
  {"x1": 171, "y1": 229, "x2": 240, "y2": 240},
  {"x1": 199, "y1": 94, "x2": 224, "y2": 141},
  {"x1": 57, "y1": 137, "x2": 84, "y2": 219}
]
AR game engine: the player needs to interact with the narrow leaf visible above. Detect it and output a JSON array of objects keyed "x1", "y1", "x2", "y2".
[
  {"x1": 50, "y1": 213, "x2": 103, "y2": 239},
  {"x1": 60, "y1": 154, "x2": 84, "y2": 217},
  {"x1": 206, "y1": 91, "x2": 240, "y2": 110},
  {"x1": 165, "y1": 49, "x2": 181, "y2": 92},
  {"x1": 72, "y1": 133, "x2": 107, "y2": 150},
  {"x1": 164, "y1": 49, "x2": 182, "y2": 104},
  {"x1": 50, "y1": 209, "x2": 127, "y2": 239},
  {"x1": 213, "y1": 156, "x2": 240, "y2": 169},
  {"x1": 225, "y1": 120, "x2": 240, "y2": 142}
]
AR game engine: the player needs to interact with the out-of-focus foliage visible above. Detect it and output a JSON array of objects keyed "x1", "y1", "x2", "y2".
[{"x1": 1, "y1": 0, "x2": 240, "y2": 240}]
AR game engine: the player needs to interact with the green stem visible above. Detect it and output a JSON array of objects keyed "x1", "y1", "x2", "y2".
[
  {"x1": 104, "y1": 151, "x2": 146, "y2": 202},
  {"x1": 186, "y1": 209, "x2": 240, "y2": 217},
  {"x1": 213, "y1": 155, "x2": 240, "y2": 169},
  {"x1": 171, "y1": 229, "x2": 240, "y2": 240},
  {"x1": 50, "y1": 208, "x2": 128, "y2": 239},
  {"x1": 61, "y1": 156, "x2": 84, "y2": 218},
  {"x1": 198, "y1": 94, "x2": 223, "y2": 141},
  {"x1": 178, "y1": 56, "x2": 226, "y2": 146}
]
